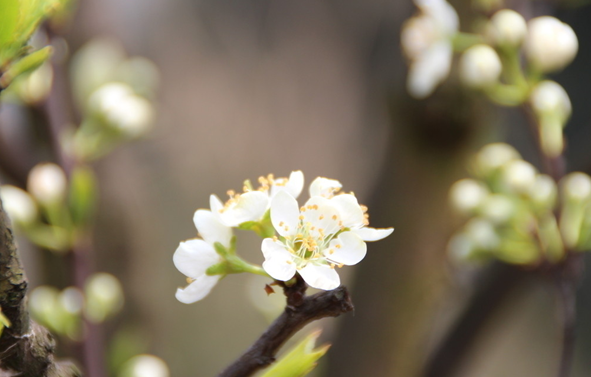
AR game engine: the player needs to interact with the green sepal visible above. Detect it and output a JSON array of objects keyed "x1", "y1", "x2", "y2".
[
  {"x1": 260, "y1": 331, "x2": 330, "y2": 377},
  {"x1": 0, "y1": 46, "x2": 52, "y2": 88},
  {"x1": 206, "y1": 262, "x2": 230, "y2": 276},
  {"x1": 238, "y1": 210, "x2": 275, "y2": 238}
]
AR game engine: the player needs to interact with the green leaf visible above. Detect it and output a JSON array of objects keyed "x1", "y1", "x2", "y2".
[
  {"x1": 0, "y1": 46, "x2": 52, "y2": 88},
  {"x1": 0, "y1": 1, "x2": 20, "y2": 52},
  {"x1": 260, "y1": 331, "x2": 330, "y2": 377}
]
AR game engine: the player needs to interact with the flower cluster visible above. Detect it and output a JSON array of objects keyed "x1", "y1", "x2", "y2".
[
  {"x1": 401, "y1": 3, "x2": 577, "y2": 107},
  {"x1": 448, "y1": 143, "x2": 591, "y2": 265},
  {"x1": 173, "y1": 172, "x2": 394, "y2": 303}
]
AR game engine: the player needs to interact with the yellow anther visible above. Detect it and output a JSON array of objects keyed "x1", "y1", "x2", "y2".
[
  {"x1": 186, "y1": 277, "x2": 195, "y2": 284},
  {"x1": 310, "y1": 226, "x2": 315, "y2": 230},
  {"x1": 296, "y1": 233, "x2": 303, "y2": 238},
  {"x1": 286, "y1": 260, "x2": 293, "y2": 264},
  {"x1": 273, "y1": 236, "x2": 278, "y2": 242},
  {"x1": 299, "y1": 215, "x2": 304, "y2": 220},
  {"x1": 319, "y1": 215, "x2": 324, "y2": 220},
  {"x1": 338, "y1": 263, "x2": 344, "y2": 268},
  {"x1": 330, "y1": 263, "x2": 336, "y2": 269},
  {"x1": 279, "y1": 221, "x2": 284, "y2": 227},
  {"x1": 300, "y1": 206, "x2": 306, "y2": 212},
  {"x1": 313, "y1": 205, "x2": 318, "y2": 210},
  {"x1": 332, "y1": 215, "x2": 338, "y2": 220},
  {"x1": 329, "y1": 249, "x2": 334, "y2": 255},
  {"x1": 335, "y1": 244, "x2": 341, "y2": 249},
  {"x1": 227, "y1": 189, "x2": 235, "y2": 197},
  {"x1": 284, "y1": 225, "x2": 290, "y2": 231}
]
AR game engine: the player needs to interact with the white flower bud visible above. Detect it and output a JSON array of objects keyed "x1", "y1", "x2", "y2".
[
  {"x1": 59, "y1": 287, "x2": 84, "y2": 315},
  {"x1": 122, "y1": 355, "x2": 170, "y2": 377},
  {"x1": 562, "y1": 172, "x2": 591, "y2": 202},
  {"x1": 530, "y1": 80, "x2": 571, "y2": 122},
  {"x1": 0, "y1": 185, "x2": 38, "y2": 224},
  {"x1": 449, "y1": 178, "x2": 489, "y2": 214},
  {"x1": 448, "y1": 233, "x2": 475, "y2": 261},
  {"x1": 27, "y1": 163, "x2": 67, "y2": 204},
  {"x1": 525, "y1": 16, "x2": 578, "y2": 73},
  {"x1": 466, "y1": 218, "x2": 499, "y2": 250},
  {"x1": 481, "y1": 194, "x2": 514, "y2": 224},
  {"x1": 475, "y1": 143, "x2": 521, "y2": 175},
  {"x1": 502, "y1": 160, "x2": 537, "y2": 193},
  {"x1": 487, "y1": 9, "x2": 527, "y2": 47},
  {"x1": 459, "y1": 44, "x2": 502, "y2": 88},
  {"x1": 85, "y1": 273, "x2": 124, "y2": 323},
  {"x1": 89, "y1": 83, "x2": 154, "y2": 138},
  {"x1": 529, "y1": 174, "x2": 557, "y2": 209}
]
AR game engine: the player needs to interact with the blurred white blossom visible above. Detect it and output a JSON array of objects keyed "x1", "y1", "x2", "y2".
[
  {"x1": 401, "y1": 0, "x2": 459, "y2": 98},
  {"x1": 0, "y1": 185, "x2": 37, "y2": 224},
  {"x1": 27, "y1": 163, "x2": 67, "y2": 204}
]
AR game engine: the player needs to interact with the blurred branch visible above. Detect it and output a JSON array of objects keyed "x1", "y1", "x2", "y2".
[
  {"x1": 423, "y1": 263, "x2": 528, "y2": 377},
  {"x1": 218, "y1": 276, "x2": 354, "y2": 377},
  {"x1": 0, "y1": 198, "x2": 80, "y2": 376}
]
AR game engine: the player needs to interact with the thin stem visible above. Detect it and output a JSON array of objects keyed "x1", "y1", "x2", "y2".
[
  {"x1": 556, "y1": 274, "x2": 576, "y2": 377},
  {"x1": 43, "y1": 33, "x2": 105, "y2": 377}
]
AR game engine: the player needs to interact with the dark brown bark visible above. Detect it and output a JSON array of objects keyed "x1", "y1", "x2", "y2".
[
  {"x1": 218, "y1": 276, "x2": 354, "y2": 377},
  {"x1": 0, "y1": 198, "x2": 80, "y2": 377}
]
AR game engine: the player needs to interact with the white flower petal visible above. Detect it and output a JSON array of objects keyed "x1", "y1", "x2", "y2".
[
  {"x1": 175, "y1": 275, "x2": 221, "y2": 304},
  {"x1": 262, "y1": 239, "x2": 297, "y2": 281},
  {"x1": 285, "y1": 171, "x2": 304, "y2": 198},
  {"x1": 193, "y1": 210, "x2": 232, "y2": 248},
  {"x1": 330, "y1": 194, "x2": 365, "y2": 228},
  {"x1": 351, "y1": 227, "x2": 394, "y2": 241},
  {"x1": 173, "y1": 239, "x2": 220, "y2": 279},
  {"x1": 298, "y1": 264, "x2": 340, "y2": 290},
  {"x1": 220, "y1": 191, "x2": 269, "y2": 227},
  {"x1": 270, "y1": 170, "x2": 305, "y2": 199},
  {"x1": 327, "y1": 232, "x2": 367, "y2": 266},
  {"x1": 309, "y1": 177, "x2": 342, "y2": 198},
  {"x1": 302, "y1": 196, "x2": 341, "y2": 237},
  {"x1": 407, "y1": 41, "x2": 452, "y2": 99},
  {"x1": 210, "y1": 194, "x2": 225, "y2": 220},
  {"x1": 416, "y1": 0, "x2": 459, "y2": 35},
  {"x1": 271, "y1": 191, "x2": 300, "y2": 237}
]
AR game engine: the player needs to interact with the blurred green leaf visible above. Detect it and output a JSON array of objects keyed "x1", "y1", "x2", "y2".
[
  {"x1": 260, "y1": 331, "x2": 330, "y2": 377},
  {"x1": 0, "y1": 46, "x2": 52, "y2": 87},
  {"x1": 69, "y1": 165, "x2": 97, "y2": 226}
]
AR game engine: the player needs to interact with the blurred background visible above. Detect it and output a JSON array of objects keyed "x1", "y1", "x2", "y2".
[{"x1": 2, "y1": 0, "x2": 591, "y2": 376}]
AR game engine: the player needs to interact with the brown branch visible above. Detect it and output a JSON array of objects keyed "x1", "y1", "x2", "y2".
[
  {"x1": 0, "y1": 198, "x2": 80, "y2": 376},
  {"x1": 218, "y1": 276, "x2": 354, "y2": 377}
]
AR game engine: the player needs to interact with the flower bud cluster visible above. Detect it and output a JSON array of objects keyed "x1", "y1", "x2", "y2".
[
  {"x1": 69, "y1": 38, "x2": 159, "y2": 161},
  {"x1": 401, "y1": 5, "x2": 578, "y2": 108},
  {"x1": 1, "y1": 163, "x2": 97, "y2": 253},
  {"x1": 448, "y1": 143, "x2": 591, "y2": 265}
]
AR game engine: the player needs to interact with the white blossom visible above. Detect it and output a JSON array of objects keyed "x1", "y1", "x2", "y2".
[
  {"x1": 401, "y1": 0, "x2": 459, "y2": 98},
  {"x1": 210, "y1": 171, "x2": 304, "y2": 227},
  {"x1": 0, "y1": 185, "x2": 38, "y2": 224},
  {"x1": 173, "y1": 210, "x2": 232, "y2": 303},
  {"x1": 262, "y1": 190, "x2": 393, "y2": 290}
]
